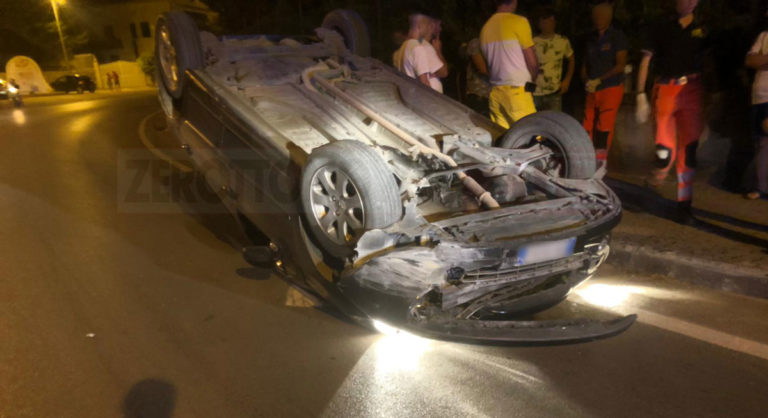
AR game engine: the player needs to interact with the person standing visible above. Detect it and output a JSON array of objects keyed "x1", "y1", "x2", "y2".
[
  {"x1": 106, "y1": 72, "x2": 113, "y2": 90},
  {"x1": 636, "y1": 0, "x2": 706, "y2": 223},
  {"x1": 464, "y1": 37, "x2": 492, "y2": 115},
  {"x1": 480, "y1": 0, "x2": 539, "y2": 129},
  {"x1": 394, "y1": 14, "x2": 448, "y2": 93},
  {"x1": 745, "y1": 19, "x2": 768, "y2": 200},
  {"x1": 582, "y1": 1, "x2": 628, "y2": 163},
  {"x1": 533, "y1": 8, "x2": 575, "y2": 112},
  {"x1": 112, "y1": 71, "x2": 121, "y2": 90}
]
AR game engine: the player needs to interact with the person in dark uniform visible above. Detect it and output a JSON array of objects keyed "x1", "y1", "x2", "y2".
[
  {"x1": 582, "y1": 1, "x2": 628, "y2": 164},
  {"x1": 635, "y1": 0, "x2": 705, "y2": 224}
]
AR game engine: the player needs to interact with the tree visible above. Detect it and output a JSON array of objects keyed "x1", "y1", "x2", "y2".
[{"x1": 0, "y1": 1, "x2": 90, "y2": 68}]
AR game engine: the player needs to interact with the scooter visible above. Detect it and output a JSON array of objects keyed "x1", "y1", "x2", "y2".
[{"x1": 7, "y1": 84, "x2": 23, "y2": 108}]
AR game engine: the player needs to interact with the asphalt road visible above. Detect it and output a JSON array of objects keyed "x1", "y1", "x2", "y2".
[{"x1": 1, "y1": 92, "x2": 767, "y2": 418}]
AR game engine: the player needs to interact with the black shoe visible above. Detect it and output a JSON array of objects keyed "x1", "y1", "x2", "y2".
[{"x1": 675, "y1": 201, "x2": 698, "y2": 226}]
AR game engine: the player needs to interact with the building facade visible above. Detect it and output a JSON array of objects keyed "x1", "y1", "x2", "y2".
[{"x1": 86, "y1": 0, "x2": 218, "y2": 63}]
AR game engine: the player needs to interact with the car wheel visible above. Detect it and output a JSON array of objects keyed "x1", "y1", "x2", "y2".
[
  {"x1": 77, "y1": 87, "x2": 84, "y2": 94},
  {"x1": 499, "y1": 111, "x2": 597, "y2": 179},
  {"x1": 321, "y1": 9, "x2": 371, "y2": 57},
  {"x1": 301, "y1": 141, "x2": 401, "y2": 259},
  {"x1": 155, "y1": 11, "x2": 203, "y2": 99}
]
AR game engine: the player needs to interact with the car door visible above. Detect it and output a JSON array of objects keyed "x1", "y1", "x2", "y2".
[{"x1": 52, "y1": 76, "x2": 67, "y2": 90}]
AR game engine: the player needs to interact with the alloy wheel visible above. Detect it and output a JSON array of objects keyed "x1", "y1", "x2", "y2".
[{"x1": 309, "y1": 166, "x2": 365, "y2": 246}]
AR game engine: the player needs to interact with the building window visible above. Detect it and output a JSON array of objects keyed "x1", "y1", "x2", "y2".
[
  {"x1": 140, "y1": 21, "x2": 151, "y2": 38},
  {"x1": 130, "y1": 23, "x2": 137, "y2": 39}
]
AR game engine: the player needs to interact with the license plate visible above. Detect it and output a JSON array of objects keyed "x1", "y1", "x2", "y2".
[{"x1": 516, "y1": 238, "x2": 576, "y2": 266}]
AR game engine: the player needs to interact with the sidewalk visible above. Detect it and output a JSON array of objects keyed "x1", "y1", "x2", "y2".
[{"x1": 606, "y1": 167, "x2": 768, "y2": 298}]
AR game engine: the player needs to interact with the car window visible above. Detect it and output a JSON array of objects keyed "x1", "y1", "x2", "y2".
[{"x1": 55, "y1": 76, "x2": 67, "y2": 83}]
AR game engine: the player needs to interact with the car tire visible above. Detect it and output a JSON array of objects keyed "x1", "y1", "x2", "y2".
[
  {"x1": 77, "y1": 87, "x2": 84, "y2": 94},
  {"x1": 155, "y1": 11, "x2": 204, "y2": 99},
  {"x1": 499, "y1": 111, "x2": 597, "y2": 179},
  {"x1": 321, "y1": 9, "x2": 371, "y2": 57},
  {"x1": 301, "y1": 140, "x2": 401, "y2": 259}
]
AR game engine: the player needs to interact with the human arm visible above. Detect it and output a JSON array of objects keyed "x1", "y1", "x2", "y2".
[
  {"x1": 431, "y1": 38, "x2": 449, "y2": 79},
  {"x1": 471, "y1": 53, "x2": 488, "y2": 76},
  {"x1": 562, "y1": 54, "x2": 576, "y2": 93},
  {"x1": 516, "y1": 17, "x2": 539, "y2": 80},
  {"x1": 635, "y1": 53, "x2": 653, "y2": 123},
  {"x1": 746, "y1": 33, "x2": 768, "y2": 69},
  {"x1": 594, "y1": 50, "x2": 627, "y2": 82},
  {"x1": 523, "y1": 46, "x2": 539, "y2": 80},
  {"x1": 746, "y1": 54, "x2": 768, "y2": 69},
  {"x1": 636, "y1": 53, "x2": 652, "y2": 93},
  {"x1": 418, "y1": 73, "x2": 432, "y2": 87}
]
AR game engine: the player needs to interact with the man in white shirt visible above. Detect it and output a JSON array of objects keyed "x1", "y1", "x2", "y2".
[
  {"x1": 393, "y1": 14, "x2": 448, "y2": 93},
  {"x1": 745, "y1": 25, "x2": 768, "y2": 200}
]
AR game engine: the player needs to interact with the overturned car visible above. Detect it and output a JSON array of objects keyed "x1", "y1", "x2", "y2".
[{"x1": 156, "y1": 10, "x2": 635, "y2": 343}]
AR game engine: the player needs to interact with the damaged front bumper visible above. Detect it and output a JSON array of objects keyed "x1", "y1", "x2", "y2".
[
  {"x1": 336, "y1": 187, "x2": 632, "y2": 343},
  {"x1": 406, "y1": 315, "x2": 638, "y2": 344}
]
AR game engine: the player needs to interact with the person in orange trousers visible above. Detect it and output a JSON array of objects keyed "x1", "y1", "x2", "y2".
[
  {"x1": 582, "y1": 1, "x2": 628, "y2": 164},
  {"x1": 636, "y1": 0, "x2": 705, "y2": 224}
]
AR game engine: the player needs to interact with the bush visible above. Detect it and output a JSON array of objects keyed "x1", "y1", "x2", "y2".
[{"x1": 137, "y1": 53, "x2": 156, "y2": 84}]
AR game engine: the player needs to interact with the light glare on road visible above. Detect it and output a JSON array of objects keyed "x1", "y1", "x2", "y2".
[
  {"x1": 372, "y1": 320, "x2": 433, "y2": 373},
  {"x1": 12, "y1": 109, "x2": 26, "y2": 126},
  {"x1": 574, "y1": 283, "x2": 646, "y2": 308}
]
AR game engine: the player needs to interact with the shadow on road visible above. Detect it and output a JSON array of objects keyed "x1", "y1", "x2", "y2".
[
  {"x1": 606, "y1": 178, "x2": 768, "y2": 249},
  {"x1": 235, "y1": 267, "x2": 272, "y2": 280},
  {"x1": 123, "y1": 379, "x2": 177, "y2": 418}
]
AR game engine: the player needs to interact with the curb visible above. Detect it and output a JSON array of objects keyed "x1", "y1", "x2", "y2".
[
  {"x1": 607, "y1": 242, "x2": 768, "y2": 299},
  {"x1": 605, "y1": 177, "x2": 768, "y2": 299}
]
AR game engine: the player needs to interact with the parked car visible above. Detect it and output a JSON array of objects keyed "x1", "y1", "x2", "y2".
[
  {"x1": 50, "y1": 75, "x2": 96, "y2": 94},
  {"x1": 156, "y1": 10, "x2": 635, "y2": 343}
]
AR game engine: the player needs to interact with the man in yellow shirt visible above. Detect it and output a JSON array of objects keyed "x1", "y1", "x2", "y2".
[{"x1": 480, "y1": 0, "x2": 539, "y2": 129}]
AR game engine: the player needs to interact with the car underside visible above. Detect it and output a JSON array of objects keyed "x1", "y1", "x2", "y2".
[{"x1": 156, "y1": 10, "x2": 636, "y2": 343}]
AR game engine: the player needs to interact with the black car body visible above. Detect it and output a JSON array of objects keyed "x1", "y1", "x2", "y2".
[
  {"x1": 155, "y1": 10, "x2": 635, "y2": 343},
  {"x1": 51, "y1": 75, "x2": 96, "y2": 94}
]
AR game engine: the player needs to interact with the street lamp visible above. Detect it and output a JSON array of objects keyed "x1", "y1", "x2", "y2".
[{"x1": 50, "y1": 0, "x2": 71, "y2": 69}]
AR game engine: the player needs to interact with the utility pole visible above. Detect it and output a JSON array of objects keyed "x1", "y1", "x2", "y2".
[{"x1": 50, "y1": 0, "x2": 71, "y2": 69}]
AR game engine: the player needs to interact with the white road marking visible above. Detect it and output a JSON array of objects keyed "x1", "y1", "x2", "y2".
[
  {"x1": 634, "y1": 308, "x2": 768, "y2": 361},
  {"x1": 574, "y1": 284, "x2": 768, "y2": 361},
  {"x1": 138, "y1": 111, "x2": 193, "y2": 173}
]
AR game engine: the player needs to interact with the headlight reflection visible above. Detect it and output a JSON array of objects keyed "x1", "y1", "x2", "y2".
[{"x1": 372, "y1": 320, "x2": 433, "y2": 373}]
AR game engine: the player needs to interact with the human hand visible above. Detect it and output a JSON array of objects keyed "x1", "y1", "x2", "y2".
[
  {"x1": 636, "y1": 93, "x2": 650, "y2": 124},
  {"x1": 431, "y1": 38, "x2": 443, "y2": 52},
  {"x1": 585, "y1": 78, "x2": 601, "y2": 93}
]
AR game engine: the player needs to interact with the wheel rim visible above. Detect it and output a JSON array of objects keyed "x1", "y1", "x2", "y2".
[
  {"x1": 309, "y1": 166, "x2": 365, "y2": 246},
  {"x1": 158, "y1": 23, "x2": 179, "y2": 91}
]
